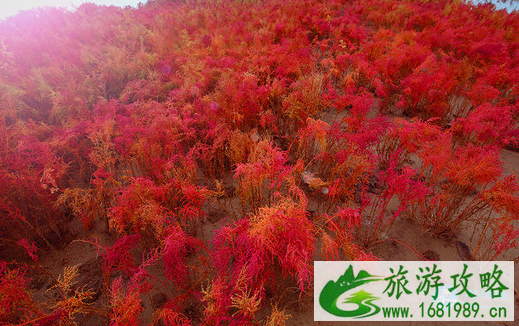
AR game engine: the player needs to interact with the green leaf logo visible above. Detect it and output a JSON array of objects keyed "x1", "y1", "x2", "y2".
[{"x1": 319, "y1": 265, "x2": 383, "y2": 318}]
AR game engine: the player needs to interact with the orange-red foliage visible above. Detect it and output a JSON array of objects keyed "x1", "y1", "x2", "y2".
[{"x1": 1, "y1": 0, "x2": 518, "y2": 323}]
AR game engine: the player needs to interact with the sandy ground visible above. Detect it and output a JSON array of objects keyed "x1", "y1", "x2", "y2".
[{"x1": 19, "y1": 137, "x2": 519, "y2": 326}]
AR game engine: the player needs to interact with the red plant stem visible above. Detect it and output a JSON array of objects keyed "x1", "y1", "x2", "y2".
[{"x1": 385, "y1": 238, "x2": 428, "y2": 261}]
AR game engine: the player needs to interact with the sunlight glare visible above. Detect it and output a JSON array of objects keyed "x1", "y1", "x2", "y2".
[{"x1": 0, "y1": 0, "x2": 145, "y2": 20}]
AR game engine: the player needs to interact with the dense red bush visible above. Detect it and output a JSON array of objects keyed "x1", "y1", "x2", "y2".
[{"x1": 1, "y1": 0, "x2": 518, "y2": 324}]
